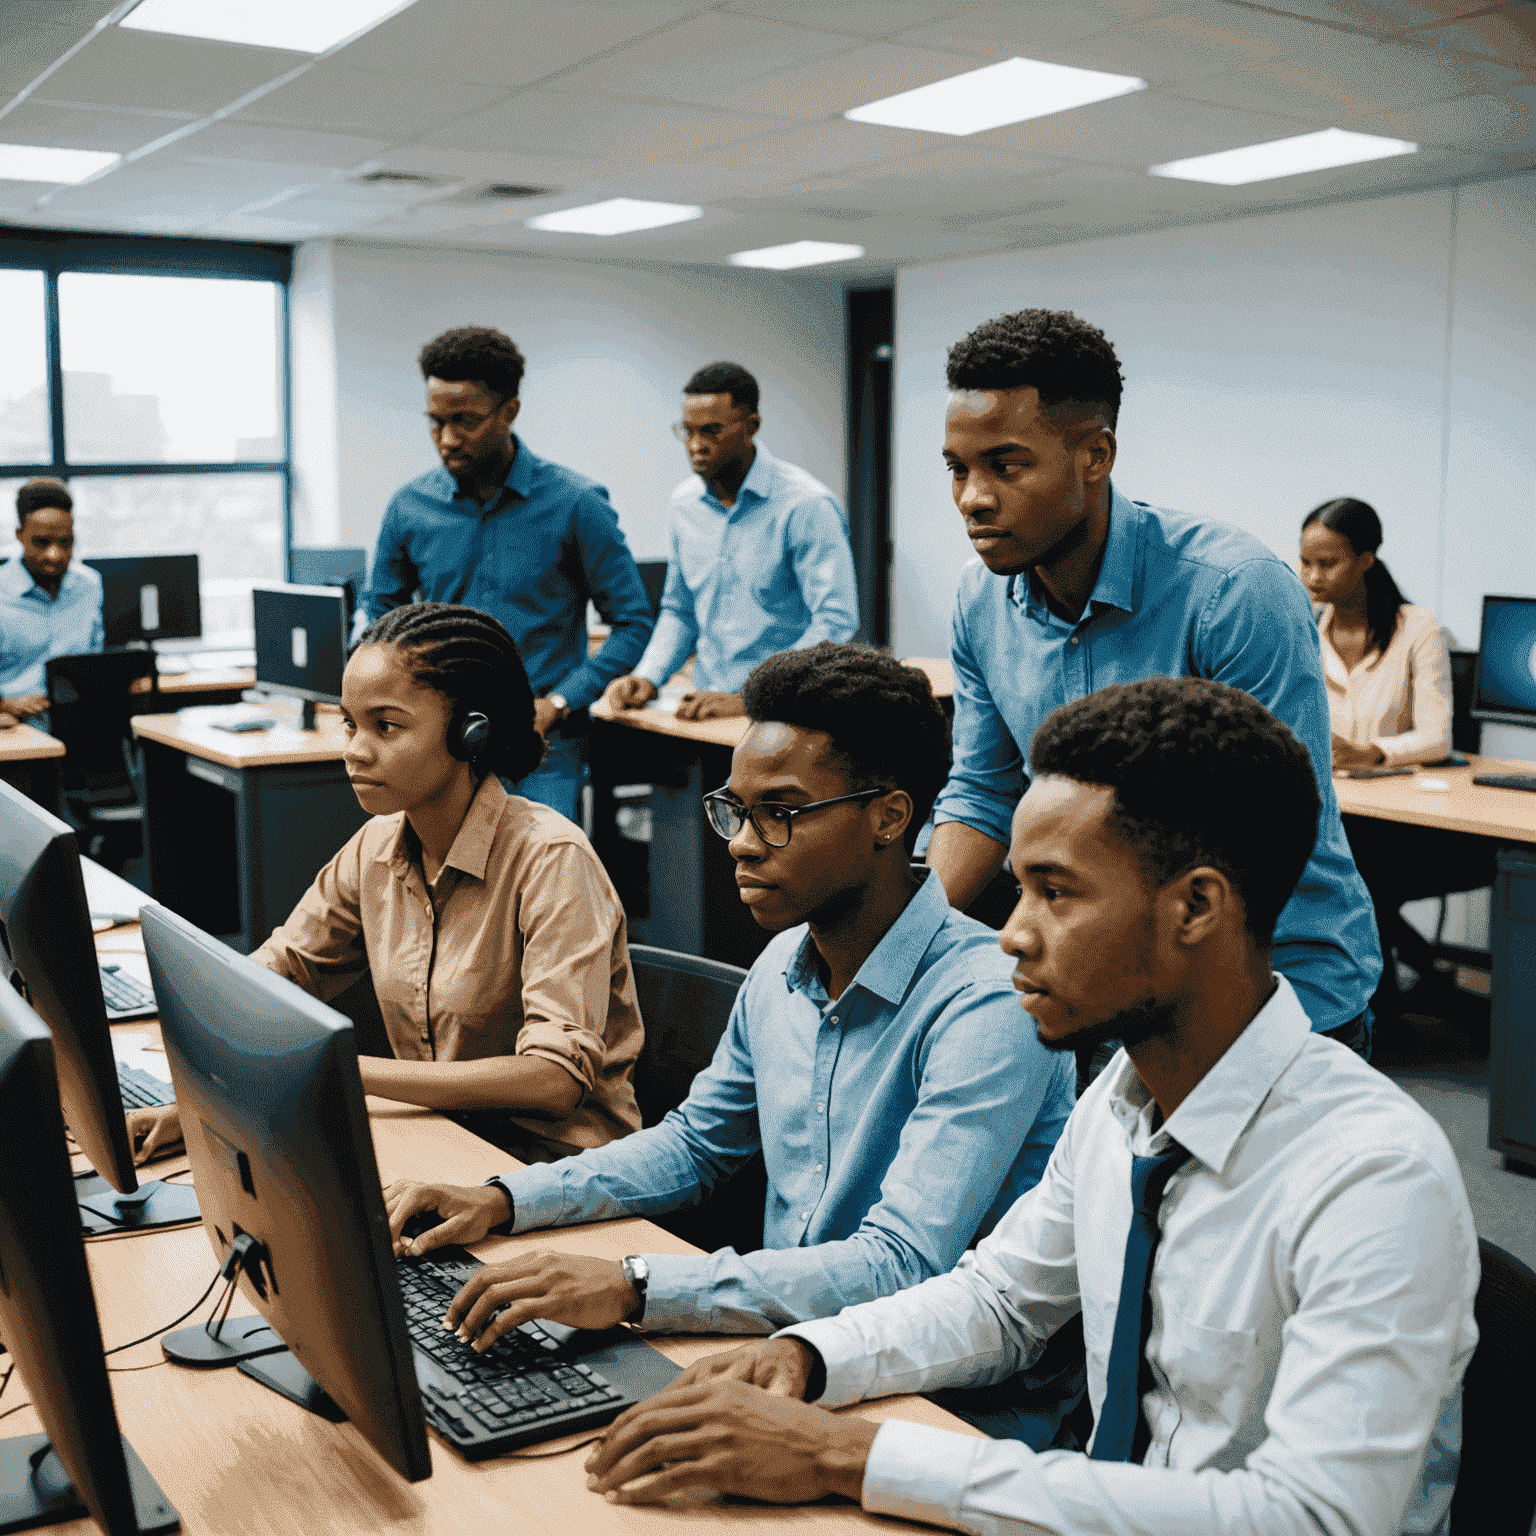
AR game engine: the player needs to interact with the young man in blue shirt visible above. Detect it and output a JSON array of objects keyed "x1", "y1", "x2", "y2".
[
  {"x1": 361, "y1": 327, "x2": 654, "y2": 821},
  {"x1": 603, "y1": 362, "x2": 859, "y2": 722},
  {"x1": 383, "y1": 643, "x2": 1074, "y2": 1344},
  {"x1": 922, "y1": 310, "x2": 1379, "y2": 1051},
  {"x1": 0, "y1": 480, "x2": 103, "y2": 730}
]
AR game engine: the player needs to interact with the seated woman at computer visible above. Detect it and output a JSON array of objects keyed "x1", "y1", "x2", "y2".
[
  {"x1": 127, "y1": 601, "x2": 643, "y2": 1162},
  {"x1": 1300, "y1": 496, "x2": 1488, "y2": 1015},
  {"x1": 0, "y1": 480, "x2": 103, "y2": 729}
]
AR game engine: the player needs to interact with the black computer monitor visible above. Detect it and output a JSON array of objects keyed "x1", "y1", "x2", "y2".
[
  {"x1": 0, "y1": 781, "x2": 198, "y2": 1235},
  {"x1": 252, "y1": 584, "x2": 348, "y2": 731},
  {"x1": 0, "y1": 982, "x2": 180, "y2": 1535},
  {"x1": 140, "y1": 904, "x2": 432, "y2": 1484},
  {"x1": 85, "y1": 555, "x2": 202, "y2": 649},
  {"x1": 289, "y1": 547, "x2": 368, "y2": 624},
  {"x1": 1472, "y1": 596, "x2": 1536, "y2": 729}
]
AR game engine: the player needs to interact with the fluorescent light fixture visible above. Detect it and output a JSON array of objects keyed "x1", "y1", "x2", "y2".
[
  {"x1": 729, "y1": 241, "x2": 864, "y2": 271},
  {"x1": 121, "y1": 0, "x2": 416, "y2": 54},
  {"x1": 845, "y1": 56, "x2": 1144, "y2": 137},
  {"x1": 525, "y1": 199, "x2": 702, "y2": 236},
  {"x1": 1150, "y1": 127, "x2": 1416, "y2": 185},
  {"x1": 0, "y1": 143, "x2": 120, "y2": 184}
]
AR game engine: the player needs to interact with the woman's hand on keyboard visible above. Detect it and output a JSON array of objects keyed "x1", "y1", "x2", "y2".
[
  {"x1": 446, "y1": 1251, "x2": 638, "y2": 1348},
  {"x1": 127, "y1": 1105, "x2": 183, "y2": 1164},
  {"x1": 384, "y1": 1179, "x2": 510, "y2": 1257}
]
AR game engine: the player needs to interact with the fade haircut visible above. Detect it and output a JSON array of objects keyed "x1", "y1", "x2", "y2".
[
  {"x1": 683, "y1": 361, "x2": 759, "y2": 413},
  {"x1": 418, "y1": 327, "x2": 526, "y2": 403},
  {"x1": 740, "y1": 642, "x2": 951, "y2": 852},
  {"x1": 1029, "y1": 676, "x2": 1319, "y2": 943},
  {"x1": 946, "y1": 309, "x2": 1124, "y2": 432},
  {"x1": 17, "y1": 478, "x2": 72, "y2": 528}
]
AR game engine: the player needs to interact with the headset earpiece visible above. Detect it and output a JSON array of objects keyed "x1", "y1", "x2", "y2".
[{"x1": 450, "y1": 710, "x2": 491, "y2": 762}]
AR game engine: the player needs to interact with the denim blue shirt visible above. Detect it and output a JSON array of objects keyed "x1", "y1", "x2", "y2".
[
  {"x1": 0, "y1": 558, "x2": 103, "y2": 696},
  {"x1": 635, "y1": 445, "x2": 859, "y2": 692},
  {"x1": 934, "y1": 487, "x2": 1379, "y2": 1034},
  {"x1": 497, "y1": 870, "x2": 1075, "y2": 1333},
  {"x1": 362, "y1": 439, "x2": 653, "y2": 711}
]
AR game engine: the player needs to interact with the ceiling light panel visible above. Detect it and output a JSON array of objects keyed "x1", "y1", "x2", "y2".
[
  {"x1": 525, "y1": 199, "x2": 702, "y2": 236},
  {"x1": 1150, "y1": 127, "x2": 1416, "y2": 185},
  {"x1": 0, "y1": 144, "x2": 121, "y2": 184},
  {"x1": 845, "y1": 56, "x2": 1146, "y2": 137},
  {"x1": 121, "y1": 0, "x2": 418, "y2": 55},
  {"x1": 729, "y1": 240, "x2": 865, "y2": 269}
]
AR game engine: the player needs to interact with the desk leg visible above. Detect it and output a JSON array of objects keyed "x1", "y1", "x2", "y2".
[{"x1": 0, "y1": 756, "x2": 62, "y2": 817}]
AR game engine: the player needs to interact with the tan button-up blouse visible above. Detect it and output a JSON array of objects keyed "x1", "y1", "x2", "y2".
[{"x1": 252, "y1": 774, "x2": 642, "y2": 1149}]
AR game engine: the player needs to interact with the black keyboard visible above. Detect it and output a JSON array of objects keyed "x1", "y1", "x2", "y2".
[
  {"x1": 398, "y1": 1255, "x2": 631, "y2": 1457},
  {"x1": 1473, "y1": 772, "x2": 1536, "y2": 793},
  {"x1": 118, "y1": 1062, "x2": 175, "y2": 1111},
  {"x1": 100, "y1": 963, "x2": 156, "y2": 1015}
]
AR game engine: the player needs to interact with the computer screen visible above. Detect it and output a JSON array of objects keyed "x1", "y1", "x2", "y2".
[
  {"x1": 1472, "y1": 596, "x2": 1536, "y2": 728},
  {"x1": 85, "y1": 554, "x2": 201, "y2": 649},
  {"x1": 0, "y1": 780, "x2": 197, "y2": 1234},
  {"x1": 0, "y1": 982, "x2": 180, "y2": 1536},
  {"x1": 140, "y1": 903, "x2": 432, "y2": 1484},
  {"x1": 289, "y1": 547, "x2": 368, "y2": 623},
  {"x1": 253, "y1": 584, "x2": 348, "y2": 709}
]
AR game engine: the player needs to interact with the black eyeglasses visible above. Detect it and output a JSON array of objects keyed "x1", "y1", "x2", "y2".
[
  {"x1": 671, "y1": 418, "x2": 747, "y2": 444},
  {"x1": 703, "y1": 787, "x2": 883, "y2": 847}
]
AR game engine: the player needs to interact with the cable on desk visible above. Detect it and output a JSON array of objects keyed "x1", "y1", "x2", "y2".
[
  {"x1": 103, "y1": 1263, "x2": 222, "y2": 1357},
  {"x1": 508, "y1": 1435, "x2": 604, "y2": 1459}
]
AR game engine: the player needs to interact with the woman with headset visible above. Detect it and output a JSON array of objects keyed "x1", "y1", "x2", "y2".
[{"x1": 128, "y1": 601, "x2": 644, "y2": 1162}]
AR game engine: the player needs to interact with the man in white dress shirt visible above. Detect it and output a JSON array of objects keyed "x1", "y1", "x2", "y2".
[{"x1": 583, "y1": 676, "x2": 1479, "y2": 1536}]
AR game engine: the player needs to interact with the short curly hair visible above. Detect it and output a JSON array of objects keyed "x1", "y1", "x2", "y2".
[
  {"x1": 740, "y1": 642, "x2": 951, "y2": 852},
  {"x1": 946, "y1": 309, "x2": 1123, "y2": 431},
  {"x1": 683, "y1": 361, "x2": 759, "y2": 412},
  {"x1": 16, "y1": 478, "x2": 72, "y2": 528},
  {"x1": 1029, "y1": 676, "x2": 1319, "y2": 942},
  {"x1": 418, "y1": 327, "x2": 526, "y2": 402}
]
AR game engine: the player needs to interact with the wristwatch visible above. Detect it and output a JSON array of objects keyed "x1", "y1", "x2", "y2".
[
  {"x1": 619, "y1": 1254, "x2": 649, "y2": 1325},
  {"x1": 546, "y1": 692, "x2": 569, "y2": 721}
]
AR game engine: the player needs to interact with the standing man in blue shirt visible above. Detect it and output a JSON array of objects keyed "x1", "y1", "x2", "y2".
[
  {"x1": 924, "y1": 310, "x2": 1379, "y2": 1052},
  {"x1": 0, "y1": 480, "x2": 103, "y2": 730},
  {"x1": 361, "y1": 327, "x2": 654, "y2": 821},
  {"x1": 602, "y1": 362, "x2": 858, "y2": 722},
  {"x1": 383, "y1": 643, "x2": 1074, "y2": 1366}
]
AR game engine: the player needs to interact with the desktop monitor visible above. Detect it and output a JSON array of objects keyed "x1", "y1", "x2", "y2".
[
  {"x1": 1472, "y1": 595, "x2": 1536, "y2": 729},
  {"x1": 289, "y1": 547, "x2": 368, "y2": 624},
  {"x1": 252, "y1": 584, "x2": 348, "y2": 730},
  {"x1": 140, "y1": 903, "x2": 432, "y2": 1484},
  {"x1": 85, "y1": 554, "x2": 201, "y2": 649},
  {"x1": 0, "y1": 779, "x2": 197, "y2": 1235},
  {"x1": 0, "y1": 982, "x2": 180, "y2": 1535}
]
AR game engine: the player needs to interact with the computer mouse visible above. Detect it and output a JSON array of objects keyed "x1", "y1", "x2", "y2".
[{"x1": 1417, "y1": 777, "x2": 1451, "y2": 792}]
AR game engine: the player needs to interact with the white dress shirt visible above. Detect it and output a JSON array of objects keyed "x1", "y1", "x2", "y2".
[
  {"x1": 1316, "y1": 603, "x2": 1453, "y2": 767},
  {"x1": 783, "y1": 979, "x2": 1479, "y2": 1536}
]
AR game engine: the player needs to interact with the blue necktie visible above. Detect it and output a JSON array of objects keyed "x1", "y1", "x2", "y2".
[{"x1": 1090, "y1": 1141, "x2": 1193, "y2": 1463}]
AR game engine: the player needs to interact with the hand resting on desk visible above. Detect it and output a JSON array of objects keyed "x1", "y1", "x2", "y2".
[
  {"x1": 127, "y1": 1104, "x2": 184, "y2": 1163},
  {"x1": 675, "y1": 689, "x2": 744, "y2": 721}
]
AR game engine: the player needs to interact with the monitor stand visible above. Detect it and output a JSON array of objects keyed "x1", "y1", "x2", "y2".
[
  {"x1": 0, "y1": 1431, "x2": 178, "y2": 1535},
  {"x1": 74, "y1": 1172, "x2": 200, "y2": 1237},
  {"x1": 161, "y1": 1233, "x2": 288, "y2": 1369},
  {"x1": 299, "y1": 699, "x2": 318, "y2": 732},
  {"x1": 238, "y1": 1351, "x2": 346, "y2": 1422}
]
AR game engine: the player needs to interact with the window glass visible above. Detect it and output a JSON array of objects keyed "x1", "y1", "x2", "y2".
[
  {"x1": 0, "y1": 269, "x2": 50, "y2": 466},
  {"x1": 58, "y1": 273, "x2": 282, "y2": 465},
  {"x1": 70, "y1": 473, "x2": 285, "y2": 644}
]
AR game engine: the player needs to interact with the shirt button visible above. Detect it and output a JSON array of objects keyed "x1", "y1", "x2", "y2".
[
  {"x1": 800, "y1": 1212, "x2": 809, "y2": 1222},
  {"x1": 829, "y1": 1015, "x2": 838, "y2": 1025},
  {"x1": 816, "y1": 1103, "x2": 825, "y2": 1114},
  {"x1": 1070, "y1": 635, "x2": 1080, "y2": 646},
  {"x1": 814, "y1": 1164, "x2": 823, "y2": 1175}
]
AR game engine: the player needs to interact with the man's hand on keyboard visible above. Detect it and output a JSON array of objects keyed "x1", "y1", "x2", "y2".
[
  {"x1": 127, "y1": 1105, "x2": 183, "y2": 1164},
  {"x1": 384, "y1": 1179, "x2": 510, "y2": 1257},
  {"x1": 446, "y1": 1252, "x2": 639, "y2": 1350}
]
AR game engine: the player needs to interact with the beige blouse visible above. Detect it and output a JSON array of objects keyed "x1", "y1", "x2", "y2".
[
  {"x1": 252, "y1": 774, "x2": 643, "y2": 1149},
  {"x1": 1315, "y1": 602, "x2": 1453, "y2": 768}
]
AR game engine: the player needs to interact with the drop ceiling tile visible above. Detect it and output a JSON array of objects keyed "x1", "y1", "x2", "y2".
[
  {"x1": 1354, "y1": 80, "x2": 1536, "y2": 151},
  {"x1": 376, "y1": 142, "x2": 596, "y2": 185},
  {"x1": 1241, "y1": 0, "x2": 1498, "y2": 34},
  {"x1": 590, "y1": 157, "x2": 822, "y2": 199},
  {"x1": 893, "y1": 0, "x2": 1186, "y2": 60},
  {"x1": 234, "y1": 62, "x2": 508, "y2": 137},
  {"x1": 250, "y1": 191, "x2": 397, "y2": 225},
  {"x1": 175, "y1": 120, "x2": 392, "y2": 167},
  {"x1": 725, "y1": 0, "x2": 981, "y2": 36},
  {"x1": 42, "y1": 155, "x2": 322, "y2": 213},
  {"x1": 718, "y1": 118, "x2": 947, "y2": 176},
  {"x1": 0, "y1": 0, "x2": 113, "y2": 95},
  {"x1": 0, "y1": 100, "x2": 194, "y2": 152},
  {"x1": 1405, "y1": 6, "x2": 1536, "y2": 69},
  {"x1": 28, "y1": 27, "x2": 307, "y2": 114},
  {"x1": 767, "y1": 144, "x2": 1069, "y2": 210}
]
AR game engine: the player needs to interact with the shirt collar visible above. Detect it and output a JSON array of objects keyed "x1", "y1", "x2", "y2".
[
  {"x1": 735, "y1": 443, "x2": 775, "y2": 505},
  {"x1": 1011, "y1": 484, "x2": 1141, "y2": 620},
  {"x1": 783, "y1": 867, "x2": 951, "y2": 1008},
  {"x1": 0, "y1": 558, "x2": 82, "y2": 601},
  {"x1": 1101, "y1": 974, "x2": 1314, "y2": 1176},
  {"x1": 376, "y1": 772, "x2": 508, "y2": 884},
  {"x1": 428, "y1": 436, "x2": 535, "y2": 508},
  {"x1": 1314, "y1": 605, "x2": 1384, "y2": 677}
]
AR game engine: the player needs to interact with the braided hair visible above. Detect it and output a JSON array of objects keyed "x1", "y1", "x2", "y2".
[{"x1": 354, "y1": 603, "x2": 545, "y2": 782}]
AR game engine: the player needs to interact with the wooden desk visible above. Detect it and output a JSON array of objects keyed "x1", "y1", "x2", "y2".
[
  {"x1": 131, "y1": 713, "x2": 367, "y2": 952},
  {"x1": 1333, "y1": 755, "x2": 1536, "y2": 843},
  {"x1": 0, "y1": 719, "x2": 65, "y2": 813},
  {"x1": 131, "y1": 668, "x2": 257, "y2": 712}
]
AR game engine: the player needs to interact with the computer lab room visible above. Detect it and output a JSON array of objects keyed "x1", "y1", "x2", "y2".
[{"x1": 1, "y1": 1, "x2": 1534, "y2": 1533}]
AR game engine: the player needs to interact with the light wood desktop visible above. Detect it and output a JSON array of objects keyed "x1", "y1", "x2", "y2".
[
  {"x1": 0, "y1": 718, "x2": 66, "y2": 812},
  {"x1": 1333, "y1": 754, "x2": 1536, "y2": 843},
  {"x1": 132, "y1": 709, "x2": 348, "y2": 770},
  {"x1": 0, "y1": 720, "x2": 65, "y2": 764}
]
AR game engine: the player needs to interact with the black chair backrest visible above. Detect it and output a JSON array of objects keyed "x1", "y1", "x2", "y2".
[
  {"x1": 1448, "y1": 649, "x2": 1482, "y2": 755},
  {"x1": 637, "y1": 560, "x2": 668, "y2": 620},
  {"x1": 45, "y1": 651, "x2": 157, "y2": 790},
  {"x1": 628, "y1": 944, "x2": 747, "y2": 1128},
  {"x1": 1449, "y1": 1238, "x2": 1536, "y2": 1535}
]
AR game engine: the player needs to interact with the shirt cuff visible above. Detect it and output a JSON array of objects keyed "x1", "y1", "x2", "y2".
[
  {"x1": 861, "y1": 1419, "x2": 985, "y2": 1532},
  {"x1": 623, "y1": 1253, "x2": 710, "y2": 1331},
  {"x1": 775, "y1": 1316, "x2": 878, "y2": 1408},
  {"x1": 489, "y1": 1162, "x2": 567, "y2": 1233}
]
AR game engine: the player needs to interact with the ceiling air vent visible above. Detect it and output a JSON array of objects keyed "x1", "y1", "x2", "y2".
[
  {"x1": 352, "y1": 170, "x2": 447, "y2": 188},
  {"x1": 476, "y1": 184, "x2": 554, "y2": 200}
]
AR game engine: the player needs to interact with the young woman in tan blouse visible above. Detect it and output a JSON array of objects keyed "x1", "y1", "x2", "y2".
[{"x1": 128, "y1": 601, "x2": 643, "y2": 1161}]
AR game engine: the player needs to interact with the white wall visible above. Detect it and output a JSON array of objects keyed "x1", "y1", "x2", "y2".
[{"x1": 290, "y1": 238, "x2": 846, "y2": 565}]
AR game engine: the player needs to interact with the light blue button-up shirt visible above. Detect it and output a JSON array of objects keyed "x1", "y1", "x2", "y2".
[
  {"x1": 496, "y1": 870, "x2": 1075, "y2": 1333},
  {"x1": 0, "y1": 557, "x2": 104, "y2": 698},
  {"x1": 934, "y1": 487, "x2": 1379, "y2": 1034},
  {"x1": 634, "y1": 444, "x2": 859, "y2": 693}
]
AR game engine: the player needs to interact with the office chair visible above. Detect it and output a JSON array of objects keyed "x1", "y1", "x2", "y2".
[
  {"x1": 1448, "y1": 648, "x2": 1482, "y2": 756},
  {"x1": 45, "y1": 650, "x2": 158, "y2": 871},
  {"x1": 636, "y1": 560, "x2": 668, "y2": 619},
  {"x1": 629, "y1": 944, "x2": 767, "y2": 1255},
  {"x1": 1447, "y1": 1238, "x2": 1536, "y2": 1535}
]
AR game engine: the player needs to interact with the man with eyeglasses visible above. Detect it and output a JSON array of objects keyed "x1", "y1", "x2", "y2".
[
  {"x1": 360, "y1": 326, "x2": 654, "y2": 821},
  {"x1": 601, "y1": 361, "x2": 858, "y2": 722},
  {"x1": 384, "y1": 643, "x2": 1076, "y2": 1444}
]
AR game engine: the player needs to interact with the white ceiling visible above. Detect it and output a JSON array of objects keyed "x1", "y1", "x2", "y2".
[{"x1": 1, "y1": 0, "x2": 1533, "y2": 272}]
